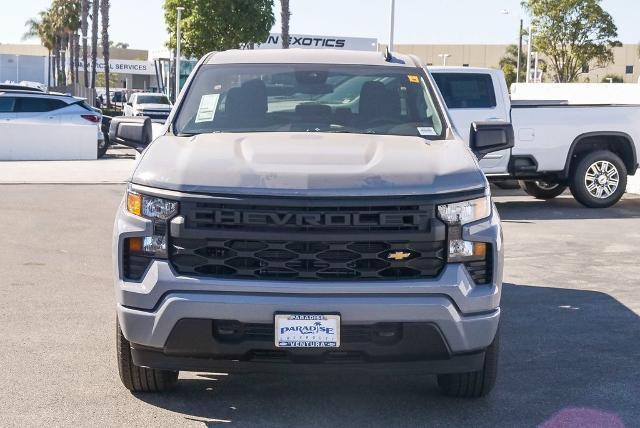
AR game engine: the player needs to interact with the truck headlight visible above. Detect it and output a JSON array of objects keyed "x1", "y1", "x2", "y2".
[
  {"x1": 437, "y1": 195, "x2": 491, "y2": 225},
  {"x1": 127, "y1": 191, "x2": 178, "y2": 220},
  {"x1": 447, "y1": 240, "x2": 487, "y2": 263},
  {"x1": 436, "y1": 194, "x2": 493, "y2": 284},
  {"x1": 122, "y1": 191, "x2": 178, "y2": 281}
]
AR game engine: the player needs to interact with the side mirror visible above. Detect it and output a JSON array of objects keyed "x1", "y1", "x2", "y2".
[
  {"x1": 109, "y1": 116, "x2": 152, "y2": 152},
  {"x1": 469, "y1": 121, "x2": 514, "y2": 160}
]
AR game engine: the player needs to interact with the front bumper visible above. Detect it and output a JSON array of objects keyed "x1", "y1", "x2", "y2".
[{"x1": 113, "y1": 197, "x2": 503, "y2": 369}]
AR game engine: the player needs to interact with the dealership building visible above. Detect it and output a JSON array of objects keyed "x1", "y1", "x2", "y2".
[
  {"x1": 0, "y1": 43, "x2": 157, "y2": 90},
  {"x1": 391, "y1": 43, "x2": 640, "y2": 83},
  {"x1": 2, "y1": 40, "x2": 639, "y2": 88}
]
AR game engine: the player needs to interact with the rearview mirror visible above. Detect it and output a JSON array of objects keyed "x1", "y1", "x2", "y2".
[
  {"x1": 109, "y1": 116, "x2": 152, "y2": 153},
  {"x1": 469, "y1": 121, "x2": 514, "y2": 160}
]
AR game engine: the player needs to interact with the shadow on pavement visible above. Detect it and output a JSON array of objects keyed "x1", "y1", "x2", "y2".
[
  {"x1": 102, "y1": 145, "x2": 136, "y2": 160},
  {"x1": 495, "y1": 196, "x2": 640, "y2": 221},
  {"x1": 134, "y1": 284, "x2": 640, "y2": 427}
]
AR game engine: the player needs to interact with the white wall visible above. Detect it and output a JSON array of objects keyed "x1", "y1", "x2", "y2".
[
  {"x1": 0, "y1": 123, "x2": 97, "y2": 160},
  {"x1": 628, "y1": 174, "x2": 640, "y2": 195}
]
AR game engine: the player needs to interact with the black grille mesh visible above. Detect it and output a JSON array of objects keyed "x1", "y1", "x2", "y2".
[{"x1": 171, "y1": 238, "x2": 445, "y2": 280}]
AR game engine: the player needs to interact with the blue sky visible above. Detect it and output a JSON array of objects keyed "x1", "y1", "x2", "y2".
[{"x1": 2, "y1": 0, "x2": 638, "y2": 51}]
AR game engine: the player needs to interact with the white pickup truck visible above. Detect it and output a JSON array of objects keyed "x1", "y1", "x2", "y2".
[{"x1": 430, "y1": 67, "x2": 640, "y2": 208}]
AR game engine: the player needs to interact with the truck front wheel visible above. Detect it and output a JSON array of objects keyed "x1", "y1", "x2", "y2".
[
  {"x1": 519, "y1": 180, "x2": 567, "y2": 200},
  {"x1": 569, "y1": 150, "x2": 627, "y2": 208},
  {"x1": 437, "y1": 330, "x2": 499, "y2": 398},
  {"x1": 116, "y1": 321, "x2": 178, "y2": 393}
]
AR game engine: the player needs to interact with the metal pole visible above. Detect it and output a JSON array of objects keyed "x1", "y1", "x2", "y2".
[
  {"x1": 516, "y1": 19, "x2": 523, "y2": 83},
  {"x1": 389, "y1": 0, "x2": 395, "y2": 51},
  {"x1": 16, "y1": 55, "x2": 19, "y2": 82},
  {"x1": 534, "y1": 52, "x2": 539, "y2": 83},
  {"x1": 526, "y1": 25, "x2": 533, "y2": 83},
  {"x1": 176, "y1": 6, "x2": 185, "y2": 100}
]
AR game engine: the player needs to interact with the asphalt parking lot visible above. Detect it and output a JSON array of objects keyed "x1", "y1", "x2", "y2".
[{"x1": 1, "y1": 168, "x2": 639, "y2": 426}]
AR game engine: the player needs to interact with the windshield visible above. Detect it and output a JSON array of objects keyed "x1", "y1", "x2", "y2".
[
  {"x1": 137, "y1": 95, "x2": 170, "y2": 105},
  {"x1": 174, "y1": 64, "x2": 445, "y2": 138}
]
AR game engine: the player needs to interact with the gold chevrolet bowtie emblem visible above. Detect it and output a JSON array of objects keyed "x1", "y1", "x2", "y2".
[{"x1": 387, "y1": 251, "x2": 412, "y2": 261}]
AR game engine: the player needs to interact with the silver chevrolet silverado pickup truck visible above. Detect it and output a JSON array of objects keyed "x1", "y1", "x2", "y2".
[{"x1": 110, "y1": 49, "x2": 513, "y2": 398}]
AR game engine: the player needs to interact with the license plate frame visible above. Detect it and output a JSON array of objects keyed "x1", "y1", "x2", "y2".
[{"x1": 274, "y1": 313, "x2": 341, "y2": 348}]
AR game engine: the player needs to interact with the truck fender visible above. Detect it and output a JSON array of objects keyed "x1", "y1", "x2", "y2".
[{"x1": 563, "y1": 131, "x2": 638, "y2": 178}]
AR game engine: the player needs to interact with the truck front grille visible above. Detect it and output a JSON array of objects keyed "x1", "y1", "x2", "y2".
[
  {"x1": 170, "y1": 238, "x2": 445, "y2": 280},
  {"x1": 169, "y1": 197, "x2": 447, "y2": 281}
]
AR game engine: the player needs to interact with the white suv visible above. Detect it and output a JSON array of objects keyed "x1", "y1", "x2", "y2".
[{"x1": 0, "y1": 90, "x2": 106, "y2": 160}]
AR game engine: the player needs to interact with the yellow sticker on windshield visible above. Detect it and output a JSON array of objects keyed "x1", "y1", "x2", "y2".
[{"x1": 408, "y1": 75, "x2": 420, "y2": 83}]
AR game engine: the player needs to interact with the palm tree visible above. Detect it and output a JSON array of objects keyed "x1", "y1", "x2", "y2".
[
  {"x1": 499, "y1": 45, "x2": 525, "y2": 88},
  {"x1": 51, "y1": 0, "x2": 81, "y2": 85},
  {"x1": 74, "y1": 31, "x2": 81, "y2": 83},
  {"x1": 23, "y1": 10, "x2": 56, "y2": 87},
  {"x1": 101, "y1": 0, "x2": 111, "y2": 107},
  {"x1": 91, "y1": 0, "x2": 99, "y2": 88},
  {"x1": 281, "y1": 0, "x2": 290, "y2": 49},
  {"x1": 81, "y1": 0, "x2": 89, "y2": 87}
]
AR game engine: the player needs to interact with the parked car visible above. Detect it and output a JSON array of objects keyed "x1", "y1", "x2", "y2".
[
  {"x1": 123, "y1": 92, "x2": 172, "y2": 123},
  {"x1": 0, "y1": 90, "x2": 105, "y2": 160},
  {"x1": 110, "y1": 49, "x2": 513, "y2": 397},
  {"x1": 430, "y1": 67, "x2": 640, "y2": 208},
  {"x1": 0, "y1": 84, "x2": 44, "y2": 93},
  {"x1": 111, "y1": 91, "x2": 126, "y2": 104}
]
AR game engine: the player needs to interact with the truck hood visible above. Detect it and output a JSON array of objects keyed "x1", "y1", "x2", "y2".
[{"x1": 131, "y1": 132, "x2": 486, "y2": 197}]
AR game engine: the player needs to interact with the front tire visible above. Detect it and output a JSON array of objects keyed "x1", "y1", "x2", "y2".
[
  {"x1": 437, "y1": 330, "x2": 499, "y2": 398},
  {"x1": 117, "y1": 321, "x2": 178, "y2": 393},
  {"x1": 519, "y1": 180, "x2": 567, "y2": 200},
  {"x1": 569, "y1": 150, "x2": 627, "y2": 208}
]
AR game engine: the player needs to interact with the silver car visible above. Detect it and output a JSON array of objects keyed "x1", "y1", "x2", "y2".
[{"x1": 0, "y1": 90, "x2": 106, "y2": 159}]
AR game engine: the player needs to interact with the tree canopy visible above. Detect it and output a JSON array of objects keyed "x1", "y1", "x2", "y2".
[
  {"x1": 164, "y1": 0, "x2": 275, "y2": 58},
  {"x1": 523, "y1": 0, "x2": 620, "y2": 82}
]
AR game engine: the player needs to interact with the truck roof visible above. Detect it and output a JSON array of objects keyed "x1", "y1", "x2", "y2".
[
  {"x1": 206, "y1": 48, "x2": 421, "y2": 68},
  {"x1": 428, "y1": 66, "x2": 499, "y2": 74}
]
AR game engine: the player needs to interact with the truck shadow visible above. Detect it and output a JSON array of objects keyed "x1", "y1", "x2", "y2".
[
  {"x1": 135, "y1": 284, "x2": 640, "y2": 427},
  {"x1": 495, "y1": 195, "x2": 640, "y2": 221}
]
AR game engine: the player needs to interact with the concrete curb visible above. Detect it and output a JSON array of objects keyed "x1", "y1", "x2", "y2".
[{"x1": 0, "y1": 159, "x2": 135, "y2": 185}]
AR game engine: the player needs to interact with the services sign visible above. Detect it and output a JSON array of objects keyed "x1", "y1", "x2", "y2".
[{"x1": 79, "y1": 59, "x2": 155, "y2": 76}]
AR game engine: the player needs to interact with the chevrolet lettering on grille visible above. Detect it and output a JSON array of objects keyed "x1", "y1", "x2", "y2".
[{"x1": 210, "y1": 210, "x2": 430, "y2": 227}]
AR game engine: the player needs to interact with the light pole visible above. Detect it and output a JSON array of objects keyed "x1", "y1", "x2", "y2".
[
  {"x1": 500, "y1": 9, "x2": 524, "y2": 83},
  {"x1": 389, "y1": 0, "x2": 395, "y2": 51},
  {"x1": 526, "y1": 25, "x2": 535, "y2": 83},
  {"x1": 176, "y1": 6, "x2": 185, "y2": 100},
  {"x1": 438, "y1": 53, "x2": 451, "y2": 66}
]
